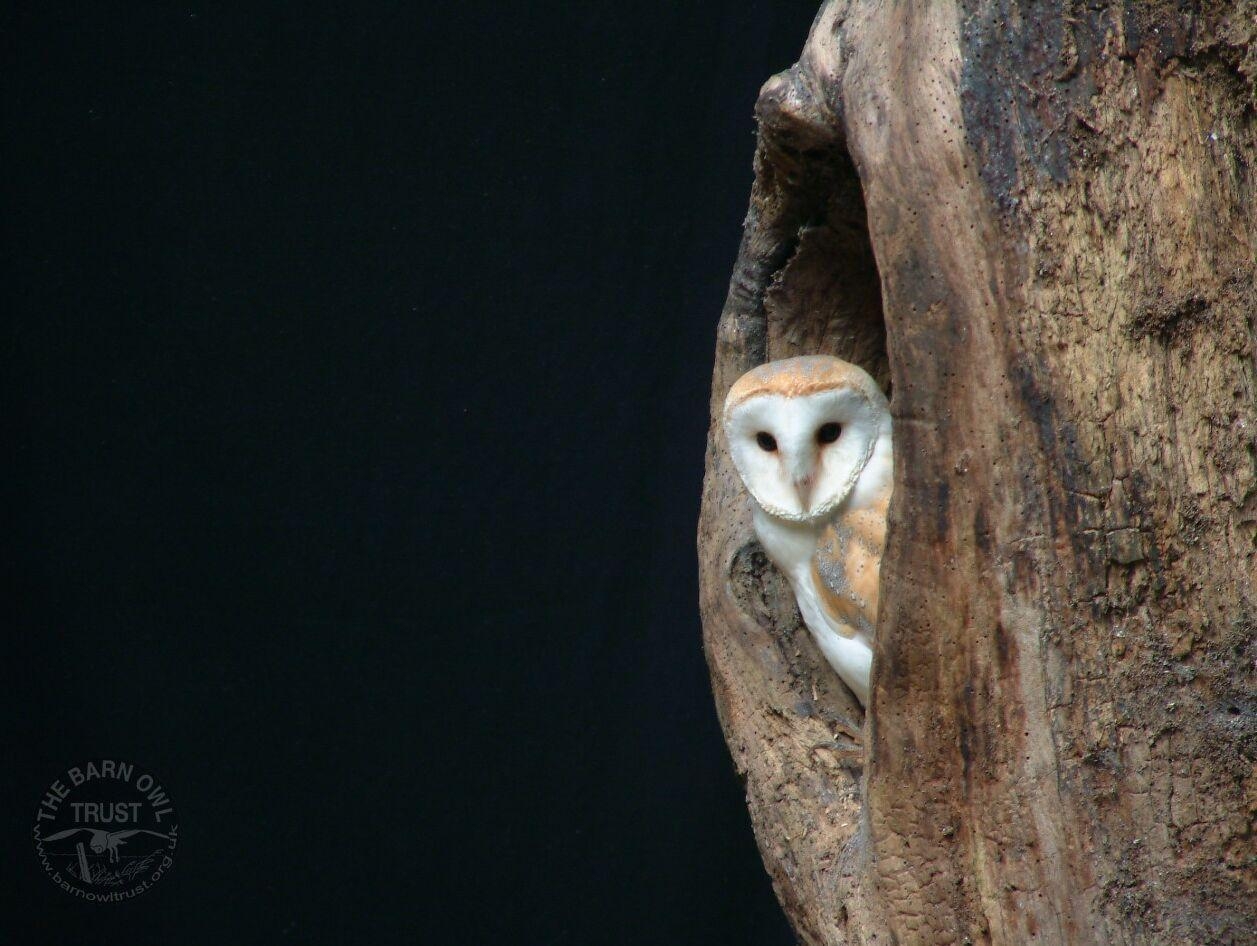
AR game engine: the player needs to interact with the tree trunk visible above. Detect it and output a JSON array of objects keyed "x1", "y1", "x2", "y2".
[{"x1": 697, "y1": 3, "x2": 1256, "y2": 944}]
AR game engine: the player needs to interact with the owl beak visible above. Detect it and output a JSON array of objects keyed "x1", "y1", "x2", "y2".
[{"x1": 793, "y1": 475, "x2": 814, "y2": 510}]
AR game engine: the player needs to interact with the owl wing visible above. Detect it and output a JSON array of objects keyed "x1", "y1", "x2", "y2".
[
  {"x1": 110, "y1": 829, "x2": 171, "y2": 841},
  {"x1": 812, "y1": 508, "x2": 886, "y2": 643},
  {"x1": 43, "y1": 827, "x2": 94, "y2": 842}
]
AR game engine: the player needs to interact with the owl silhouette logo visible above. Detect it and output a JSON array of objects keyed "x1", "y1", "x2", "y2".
[
  {"x1": 32, "y1": 760, "x2": 179, "y2": 902},
  {"x1": 41, "y1": 827, "x2": 173, "y2": 863}
]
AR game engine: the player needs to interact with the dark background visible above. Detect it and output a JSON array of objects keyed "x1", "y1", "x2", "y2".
[{"x1": 6, "y1": 3, "x2": 818, "y2": 943}]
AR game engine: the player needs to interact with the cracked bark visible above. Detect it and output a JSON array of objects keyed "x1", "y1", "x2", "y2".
[{"x1": 697, "y1": 3, "x2": 1256, "y2": 944}]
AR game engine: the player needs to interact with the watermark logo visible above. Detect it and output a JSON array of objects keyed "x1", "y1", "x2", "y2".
[{"x1": 33, "y1": 760, "x2": 179, "y2": 902}]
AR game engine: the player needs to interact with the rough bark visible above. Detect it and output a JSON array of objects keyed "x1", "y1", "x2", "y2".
[{"x1": 697, "y1": 3, "x2": 1256, "y2": 944}]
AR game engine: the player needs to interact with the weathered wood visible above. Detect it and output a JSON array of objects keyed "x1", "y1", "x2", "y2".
[{"x1": 698, "y1": 3, "x2": 1256, "y2": 944}]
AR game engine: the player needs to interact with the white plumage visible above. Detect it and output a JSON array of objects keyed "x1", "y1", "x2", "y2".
[{"x1": 723, "y1": 355, "x2": 893, "y2": 706}]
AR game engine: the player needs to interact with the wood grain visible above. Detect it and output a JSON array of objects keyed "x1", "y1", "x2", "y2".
[{"x1": 698, "y1": 3, "x2": 1255, "y2": 943}]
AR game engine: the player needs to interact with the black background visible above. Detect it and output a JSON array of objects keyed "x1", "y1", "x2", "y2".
[{"x1": 6, "y1": 3, "x2": 817, "y2": 943}]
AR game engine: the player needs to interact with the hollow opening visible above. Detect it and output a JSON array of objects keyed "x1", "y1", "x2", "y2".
[
  {"x1": 753, "y1": 147, "x2": 890, "y2": 719},
  {"x1": 701, "y1": 76, "x2": 895, "y2": 945},
  {"x1": 760, "y1": 160, "x2": 889, "y2": 396}
]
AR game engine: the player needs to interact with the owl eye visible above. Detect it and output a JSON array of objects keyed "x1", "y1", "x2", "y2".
[
  {"x1": 755, "y1": 431, "x2": 778, "y2": 452},
  {"x1": 817, "y1": 422, "x2": 842, "y2": 444}
]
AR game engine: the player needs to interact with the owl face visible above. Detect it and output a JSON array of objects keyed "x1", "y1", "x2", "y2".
[{"x1": 723, "y1": 357, "x2": 887, "y2": 523}]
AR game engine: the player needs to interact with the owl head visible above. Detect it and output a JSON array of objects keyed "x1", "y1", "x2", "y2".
[{"x1": 723, "y1": 356, "x2": 889, "y2": 523}]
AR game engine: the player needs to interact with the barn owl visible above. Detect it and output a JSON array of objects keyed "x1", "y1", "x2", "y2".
[{"x1": 723, "y1": 356, "x2": 892, "y2": 707}]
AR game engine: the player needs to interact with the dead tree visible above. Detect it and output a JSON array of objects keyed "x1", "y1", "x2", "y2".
[{"x1": 697, "y1": 3, "x2": 1256, "y2": 944}]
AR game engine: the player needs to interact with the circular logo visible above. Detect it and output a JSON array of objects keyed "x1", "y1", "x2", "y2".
[{"x1": 32, "y1": 760, "x2": 179, "y2": 901}]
